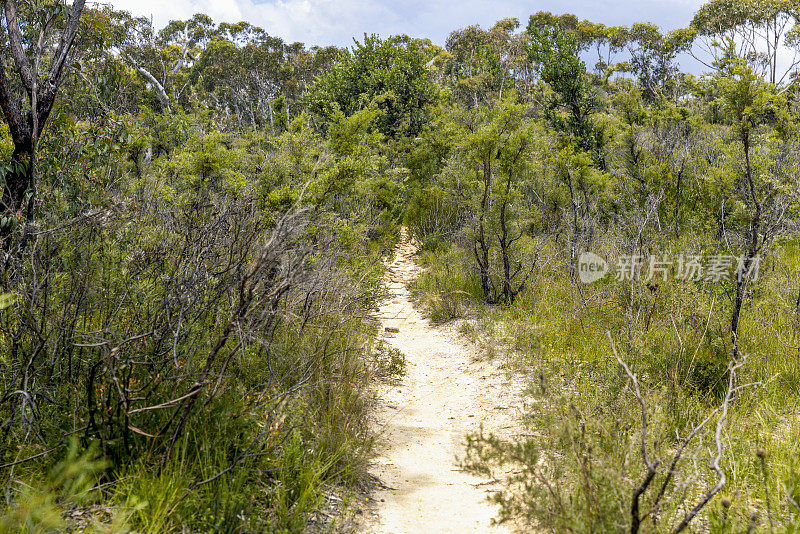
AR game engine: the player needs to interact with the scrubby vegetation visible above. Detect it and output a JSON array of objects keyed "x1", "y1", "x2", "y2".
[
  {"x1": 407, "y1": 9, "x2": 800, "y2": 533},
  {"x1": 1, "y1": 0, "x2": 800, "y2": 531}
]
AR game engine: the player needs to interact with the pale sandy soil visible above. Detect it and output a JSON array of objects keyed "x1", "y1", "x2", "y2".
[{"x1": 360, "y1": 232, "x2": 523, "y2": 534}]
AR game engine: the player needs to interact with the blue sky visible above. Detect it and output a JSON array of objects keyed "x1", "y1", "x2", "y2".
[{"x1": 110, "y1": 0, "x2": 705, "y2": 47}]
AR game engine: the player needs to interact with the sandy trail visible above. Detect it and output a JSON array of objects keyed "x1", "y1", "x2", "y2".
[{"x1": 362, "y1": 231, "x2": 520, "y2": 534}]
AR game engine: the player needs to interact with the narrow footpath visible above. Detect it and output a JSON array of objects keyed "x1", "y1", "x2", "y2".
[{"x1": 362, "y1": 231, "x2": 520, "y2": 534}]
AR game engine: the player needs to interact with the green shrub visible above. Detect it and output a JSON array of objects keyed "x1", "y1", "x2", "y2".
[{"x1": 372, "y1": 341, "x2": 407, "y2": 379}]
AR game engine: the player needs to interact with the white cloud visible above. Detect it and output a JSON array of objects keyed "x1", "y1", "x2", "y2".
[
  {"x1": 109, "y1": 0, "x2": 708, "y2": 47},
  {"x1": 111, "y1": 0, "x2": 242, "y2": 28}
]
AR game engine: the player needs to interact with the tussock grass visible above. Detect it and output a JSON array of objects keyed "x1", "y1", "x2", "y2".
[{"x1": 415, "y1": 235, "x2": 800, "y2": 532}]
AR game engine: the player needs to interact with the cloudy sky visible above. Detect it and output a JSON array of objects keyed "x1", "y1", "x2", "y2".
[{"x1": 108, "y1": 0, "x2": 705, "y2": 47}]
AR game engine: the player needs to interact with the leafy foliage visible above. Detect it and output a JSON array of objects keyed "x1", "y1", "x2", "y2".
[
  {"x1": 306, "y1": 34, "x2": 437, "y2": 138},
  {"x1": 2, "y1": 0, "x2": 800, "y2": 531}
]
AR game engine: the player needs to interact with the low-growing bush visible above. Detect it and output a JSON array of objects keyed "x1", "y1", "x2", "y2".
[{"x1": 0, "y1": 131, "x2": 390, "y2": 531}]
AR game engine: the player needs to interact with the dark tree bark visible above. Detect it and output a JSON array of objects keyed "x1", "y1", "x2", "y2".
[
  {"x1": 499, "y1": 173, "x2": 513, "y2": 303},
  {"x1": 0, "y1": 0, "x2": 86, "y2": 227},
  {"x1": 796, "y1": 284, "x2": 800, "y2": 311},
  {"x1": 475, "y1": 159, "x2": 495, "y2": 304},
  {"x1": 565, "y1": 168, "x2": 580, "y2": 279},
  {"x1": 498, "y1": 142, "x2": 528, "y2": 305},
  {"x1": 674, "y1": 161, "x2": 685, "y2": 238},
  {"x1": 731, "y1": 131, "x2": 761, "y2": 361}
]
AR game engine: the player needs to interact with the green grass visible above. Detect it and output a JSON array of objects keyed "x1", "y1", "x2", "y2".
[{"x1": 415, "y1": 236, "x2": 800, "y2": 532}]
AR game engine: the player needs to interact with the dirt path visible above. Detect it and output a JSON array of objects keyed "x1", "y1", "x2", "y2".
[{"x1": 362, "y1": 232, "x2": 520, "y2": 534}]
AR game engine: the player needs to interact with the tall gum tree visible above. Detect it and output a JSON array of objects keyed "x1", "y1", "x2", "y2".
[
  {"x1": 112, "y1": 12, "x2": 214, "y2": 113},
  {"x1": 691, "y1": 0, "x2": 799, "y2": 84},
  {"x1": 438, "y1": 100, "x2": 538, "y2": 304},
  {"x1": 715, "y1": 58, "x2": 788, "y2": 359},
  {"x1": 0, "y1": 0, "x2": 85, "y2": 231},
  {"x1": 527, "y1": 21, "x2": 607, "y2": 274}
]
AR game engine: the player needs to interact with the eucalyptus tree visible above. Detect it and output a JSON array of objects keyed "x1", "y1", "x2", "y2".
[
  {"x1": 715, "y1": 58, "x2": 789, "y2": 358},
  {"x1": 527, "y1": 20, "x2": 608, "y2": 272},
  {"x1": 527, "y1": 11, "x2": 629, "y2": 75},
  {"x1": 0, "y1": 0, "x2": 86, "y2": 228},
  {"x1": 527, "y1": 21, "x2": 600, "y2": 159},
  {"x1": 439, "y1": 18, "x2": 530, "y2": 107},
  {"x1": 619, "y1": 23, "x2": 695, "y2": 101},
  {"x1": 112, "y1": 12, "x2": 214, "y2": 112},
  {"x1": 306, "y1": 34, "x2": 437, "y2": 139},
  {"x1": 691, "y1": 0, "x2": 799, "y2": 84},
  {"x1": 281, "y1": 42, "x2": 341, "y2": 109},
  {"x1": 191, "y1": 22, "x2": 338, "y2": 132},
  {"x1": 194, "y1": 25, "x2": 286, "y2": 130},
  {"x1": 437, "y1": 100, "x2": 539, "y2": 304}
]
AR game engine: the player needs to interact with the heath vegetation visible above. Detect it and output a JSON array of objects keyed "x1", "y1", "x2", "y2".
[{"x1": 0, "y1": 0, "x2": 799, "y2": 532}]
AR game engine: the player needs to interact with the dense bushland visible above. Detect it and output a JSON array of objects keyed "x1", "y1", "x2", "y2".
[
  {"x1": 0, "y1": 7, "x2": 407, "y2": 525},
  {"x1": 1, "y1": 0, "x2": 800, "y2": 531},
  {"x1": 0, "y1": 112, "x2": 399, "y2": 530},
  {"x1": 405, "y1": 14, "x2": 800, "y2": 531}
]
